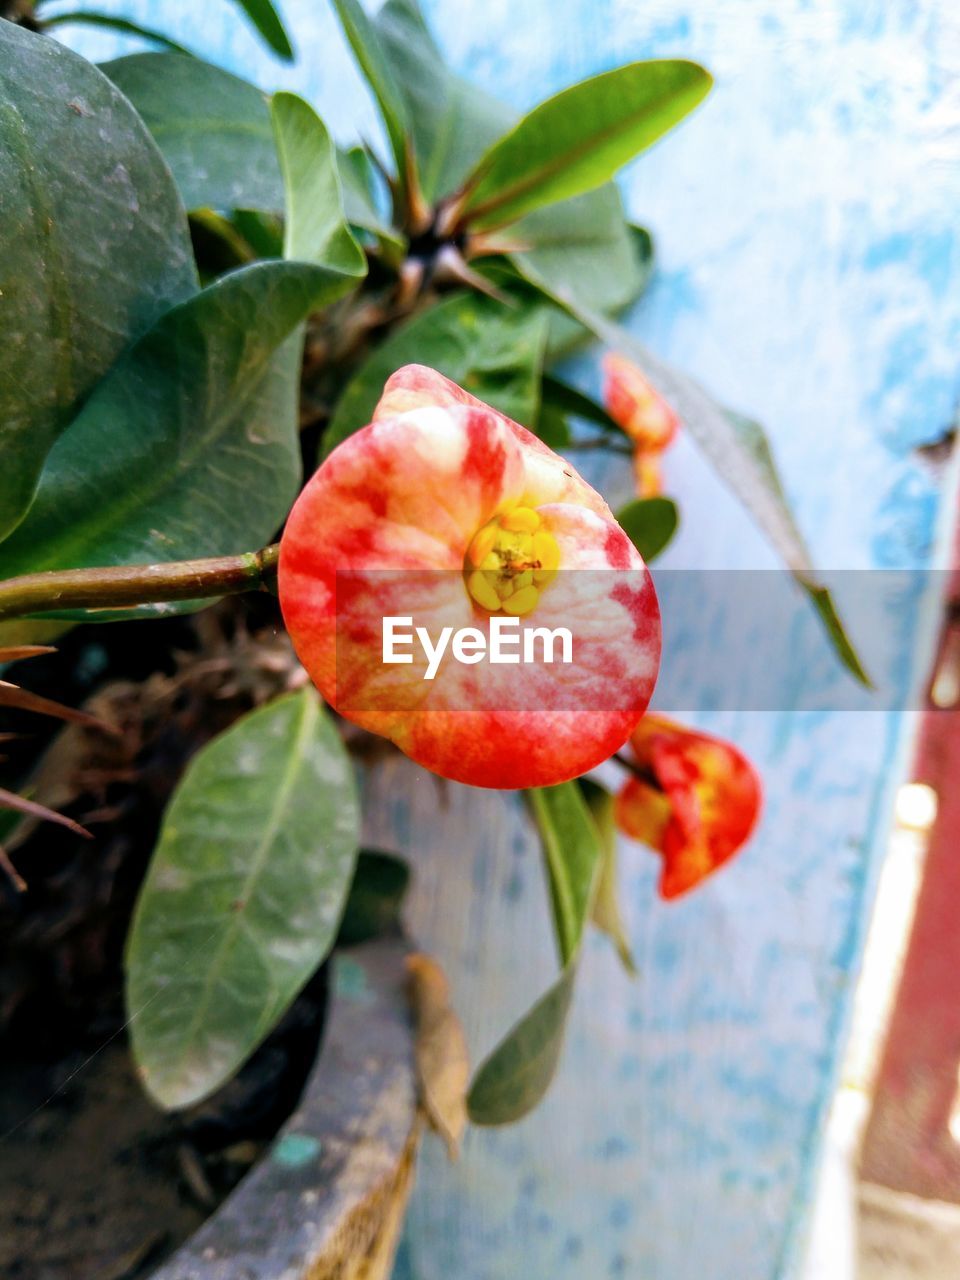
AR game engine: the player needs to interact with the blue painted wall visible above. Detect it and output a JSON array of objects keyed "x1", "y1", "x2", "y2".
[{"x1": 54, "y1": 1, "x2": 960, "y2": 1276}]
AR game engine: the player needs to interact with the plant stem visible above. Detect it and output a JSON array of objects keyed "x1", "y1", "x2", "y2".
[{"x1": 0, "y1": 545, "x2": 280, "y2": 622}]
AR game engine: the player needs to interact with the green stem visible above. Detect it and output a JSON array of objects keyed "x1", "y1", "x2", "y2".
[{"x1": 0, "y1": 545, "x2": 280, "y2": 622}]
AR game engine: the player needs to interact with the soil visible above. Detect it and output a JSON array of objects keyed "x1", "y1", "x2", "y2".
[{"x1": 0, "y1": 600, "x2": 327, "y2": 1280}]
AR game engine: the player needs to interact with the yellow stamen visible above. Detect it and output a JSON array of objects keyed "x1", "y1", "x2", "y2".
[
  {"x1": 500, "y1": 506, "x2": 540, "y2": 533},
  {"x1": 502, "y1": 585, "x2": 540, "y2": 616},
  {"x1": 463, "y1": 505, "x2": 560, "y2": 616},
  {"x1": 467, "y1": 570, "x2": 502, "y2": 612},
  {"x1": 468, "y1": 526, "x2": 497, "y2": 566},
  {"x1": 532, "y1": 530, "x2": 560, "y2": 573}
]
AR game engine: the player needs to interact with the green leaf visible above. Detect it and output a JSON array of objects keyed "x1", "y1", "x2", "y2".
[
  {"x1": 338, "y1": 145, "x2": 403, "y2": 251},
  {"x1": 518, "y1": 276, "x2": 872, "y2": 685},
  {"x1": 799, "y1": 578, "x2": 873, "y2": 687},
  {"x1": 468, "y1": 966, "x2": 577, "y2": 1126},
  {"x1": 332, "y1": 0, "x2": 410, "y2": 175},
  {"x1": 337, "y1": 848, "x2": 411, "y2": 947},
  {"x1": 271, "y1": 92, "x2": 366, "y2": 274},
  {"x1": 0, "y1": 260, "x2": 356, "y2": 590},
  {"x1": 468, "y1": 783, "x2": 604, "y2": 1124},
  {"x1": 581, "y1": 778, "x2": 637, "y2": 975},
  {"x1": 541, "y1": 373, "x2": 623, "y2": 435},
  {"x1": 511, "y1": 187, "x2": 652, "y2": 322},
  {"x1": 323, "y1": 292, "x2": 548, "y2": 457},
  {"x1": 533, "y1": 404, "x2": 572, "y2": 449},
  {"x1": 102, "y1": 53, "x2": 284, "y2": 214},
  {"x1": 0, "y1": 22, "x2": 197, "y2": 542},
  {"x1": 617, "y1": 497, "x2": 679, "y2": 563},
  {"x1": 126, "y1": 688, "x2": 359, "y2": 1109},
  {"x1": 460, "y1": 60, "x2": 712, "y2": 230},
  {"x1": 529, "y1": 785, "x2": 600, "y2": 966},
  {"x1": 374, "y1": 0, "x2": 512, "y2": 202},
  {"x1": 230, "y1": 0, "x2": 294, "y2": 60},
  {"x1": 43, "y1": 11, "x2": 192, "y2": 53}
]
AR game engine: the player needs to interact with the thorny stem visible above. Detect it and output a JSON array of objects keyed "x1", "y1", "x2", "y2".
[{"x1": 0, "y1": 545, "x2": 280, "y2": 622}]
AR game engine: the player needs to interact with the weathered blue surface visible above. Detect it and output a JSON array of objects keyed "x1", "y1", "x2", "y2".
[{"x1": 55, "y1": 1, "x2": 960, "y2": 1276}]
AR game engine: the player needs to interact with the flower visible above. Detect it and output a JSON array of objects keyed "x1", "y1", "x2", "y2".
[
  {"x1": 279, "y1": 365, "x2": 661, "y2": 789},
  {"x1": 615, "y1": 715, "x2": 761, "y2": 898},
  {"x1": 602, "y1": 354, "x2": 680, "y2": 498}
]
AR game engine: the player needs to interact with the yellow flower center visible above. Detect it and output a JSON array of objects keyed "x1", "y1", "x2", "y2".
[{"x1": 463, "y1": 506, "x2": 560, "y2": 617}]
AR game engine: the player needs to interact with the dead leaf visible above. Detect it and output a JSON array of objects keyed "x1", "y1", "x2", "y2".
[{"x1": 406, "y1": 952, "x2": 469, "y2": 1160}]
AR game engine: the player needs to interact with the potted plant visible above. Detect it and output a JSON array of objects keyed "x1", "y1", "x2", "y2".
[{"x1": 0, "y1": 1, "x2": 868, "y2": 1275}]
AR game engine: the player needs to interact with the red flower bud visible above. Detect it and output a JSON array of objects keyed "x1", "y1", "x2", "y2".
[{"x1": 615, "y1": 716, "x2": 761, "y2": 898}]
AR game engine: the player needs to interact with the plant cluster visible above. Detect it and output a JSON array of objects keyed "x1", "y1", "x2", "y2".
[{"x1": 0, "y1": 0, "x2": 866, "y2": 1125}]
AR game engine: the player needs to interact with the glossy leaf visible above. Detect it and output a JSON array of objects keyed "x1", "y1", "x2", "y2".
[
  {"x1": 0, "y1": 22, "x2": 197, "y2": 542},
  {"x1": 519, "y1": 276, "x2": 872, "y2": 685},
  {"x1": 460, "y1": 60, "x2": 712, "y2": 229},
  {"x1": 375, "y1": 0, "x2": 512, "y2": 202},
  {"x1": 43, "y1": 11, "x2": 191, "y2": 52},
  {"x1": 271, "y1": 92, "x2": 366, "y2": 273},
  {"x1": 332, "y1": 0, "x2": 410, "y2": 174},
  {"x1": 323, "y1": 292, "x2": 548, "y2": 456},
  {"x1": 230, "y1": 0, "x2": 294, "y2": 60},
  {"x1": 469, "y1": 783, "x2": 604, "y2": 1124},
  {"x1": 126, "y1": 688, "x2": 359, "y2": 1109},
  {"x1": 0, "y1": 261, "x2": 356, "y2": 587},
  {"x1": 102, "y1": 53, "x2": 284, "y2": 214},
  {"x1": 617, "y1": 496, "x2": 680, "y2": 563},
  {"x1": 511, "y1": 187, "x2": 652, "y2": 323}
]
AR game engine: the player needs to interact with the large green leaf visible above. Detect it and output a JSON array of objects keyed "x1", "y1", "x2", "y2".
[
  {"x1": 102, "y1": 52, "x2": 284, "y2": 214},
  {"x1": 469, "y1": 783, "x2": 604, "y2": 1125},
  {"x1": 517, "y1": 272, "x2": 872, "y2": 685},
  {"x1": 511, "y1": 187, "x2": 652, "y2": 321},
  {"x1": 0, "y1": 260, "x2": 356, "y2": 585},
  {"x1": 332, "y1": 0, "x2": 410, "y2": 176},
  {"x1": 323, "y1": 291, "x2": 548, "y2": 456},
  {"x1": 0, "y1": 21, "x2": 197, "y2": 542},
  {"x1": 460, "y1": 60, "x2": 712, "y2": 230},
  {"x1": 271, "y1": 92, "x2": 366, "y2": 274},
  {"x1": 374, "y1": 0, "x2": 512, "y2": 202},
  {"x1": 126, "y1": 688, "x2": 359, "y2": 1109}
]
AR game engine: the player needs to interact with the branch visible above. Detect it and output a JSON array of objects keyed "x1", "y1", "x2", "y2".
[{"x1": 0, "y1": 545, "x2": 280, "y2": 622}]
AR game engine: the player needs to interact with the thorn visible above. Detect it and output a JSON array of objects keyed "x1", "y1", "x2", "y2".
[
  {"x1": 0, "y1": 847, "x2": 26, "y2": 893},
  {"x1": 464, "y1": 231, "x2": 533, "y2": 260},
  {"x1": 431, "y1": 246, "x2": 514, "y2": 306}
]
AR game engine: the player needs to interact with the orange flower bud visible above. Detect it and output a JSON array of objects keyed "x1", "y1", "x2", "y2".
[
  {"x1": 603, "y1": 354, "x2": 680, "y2": 498},
  {"x1": 615, "y1": 716, "x2": 761, "y2": 898}
]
